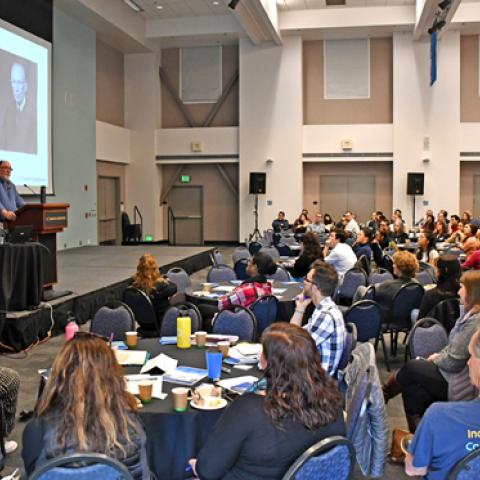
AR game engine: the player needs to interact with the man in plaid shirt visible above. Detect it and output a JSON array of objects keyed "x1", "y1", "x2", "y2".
[{"x1": 290, "y1": 261, "x2": 346, "y2": 377}]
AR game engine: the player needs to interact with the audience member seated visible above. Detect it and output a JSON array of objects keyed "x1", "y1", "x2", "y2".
[
  {"x1": 450, "y1": 214, "x2": 460, "y2": 233},
  {"x1": 323, "y1": 213, "x2": 335, "y2": 231},
  {"x1": 416, "y1": 232, "x2": 439, "y2": 266},
  {"x1": 391, "y1": 219, "x2": 408, "y2": 244},
  {"x1": 353, "y1": 226, "x2": 373, "y2": 260},
  {"x1": 293, "y1": 213, "x2": 310, "y2": 235},
  {"x1": 290, "y1": 261, "x2": 346, "y2": 377},
  {"x1": 132, "y1": 254, "x2": 177, "y2": 334},
  {"x1": 417, "y1": 254, "x2": 461, "y2": 319},
  {"x1": 462, "y1": 223, "x2": 480, "y2": 258},
  {"x1": 462, "y1": 210, "x2": 473, "y2": 225},
  {"x1": 446, "y1": 220, "x2": 464, "y2": 244},
  {"x1": 307, "y1": 212, "x2": 328, "y2": 235},
  {"x1": 405, "y1": 328, "x2": 480, "y2": 479},
  {"x1": 375, "y1": 220, "x2": 393, "y2": 249},
  {"x1": 292, "y1": 232, "x2": 323, "y2": 279},
  {"x1": 438, "y1": 209, "x2": 450, "y2": 226},
  {"x1": 383, "y1": 270, "x2": 480, "y2": 450},
  {"x1": 272, "y1": 210, "x2": 290, "y2": 233},
  {"x1": 366, "y1": 211, "x2": 379, "y2": 230},
  {"x1": 344, "y1": 210, "x2": 360, "y2": 238},
  {"x1": 323, "y1": 229, "x2": 357, "y2": 281},
  {"x1": 433, "y1": 220, "x2": 449, "y2": 243},
  {"x1": 188, "y1": 323, "x2": 345, "y2": 480},
  {"x1": 462, "y1": 248, "x2": 480, "y2": 270},
  {"x1": 22, "y1": 333, "x2": 150, "y2": 479},
  {"x1": 0, "y1": 367, "x2": 20, "y2": 455}
]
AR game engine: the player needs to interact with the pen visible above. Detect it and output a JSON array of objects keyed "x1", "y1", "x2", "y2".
[{"x1": 185, "y1": 465, "x2": 193, "y2": 472}]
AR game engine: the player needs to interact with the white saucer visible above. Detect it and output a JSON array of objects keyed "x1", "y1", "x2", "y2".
[{"x1": 190, "y1": 398, "x2": 228, "y2": 410}]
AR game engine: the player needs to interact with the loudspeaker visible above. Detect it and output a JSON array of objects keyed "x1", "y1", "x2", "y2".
[
  {"x1": 249, "y1": 172, "x2": 266, "y2": 194},
  {"x1": 407, "y1": 172, "x2": 424, "y2": 195}
]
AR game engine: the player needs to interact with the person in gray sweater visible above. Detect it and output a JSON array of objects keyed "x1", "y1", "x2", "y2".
[{"x1": 383, "y1": 270, "x2": 480, "y2": 436}]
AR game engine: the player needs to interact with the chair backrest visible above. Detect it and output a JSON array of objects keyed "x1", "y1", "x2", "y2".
[
  {"x1": 368, "y1": 269, "x2": 393, "y2": 285},
  {"x1": 259, "y1": 246, "x2": 280, "y2": 260},
  {"x1": 281, "y1": 436, "x2": 355, "y2": 480},
  {"x1": 250, "y1": 295, "x2": 279, "y2": 336},
  {"x1": 276, "y1": 243, "x2": 293, "y2": 257},
  {"x1": 160, "y1": 303, "x2": 203, "y2": 336},
  {"x1": 248, "y1": 241, "x2": 262, "y2": 255},
  {"x1": 344, "y1": 300, "x2": 382, "y2": 343},
  {"x1": 207, "y1": 265, "x2": 237, "y2": 283},
  {"x1": 29, "y1": 452, "x2": 134, "y2": 480},
  {"x1": 416, "y1": 270, "x2": 435, "y2": 286},
  {"x1": 427, "y1": 297, "x2": 460, "y2": 333},
  {"x1": 418, "y1": 261, "x2": 437, "y2": 282},
  {"x1": 443, "y1": 246, "x2": 464, "y2": 258},
  {"x1": 212, "y1": 306, "x2": 257, "y2": 342},
  {"x1": 391, "y1": 282, "x2": 425, "y2": 328},
  {"x1": 267, "y1": 266, "x2": 291, "y2": 282},
  {"x1": 232, "y1": 248, "x2": 250, "y2": 264},
  {"x1": 212, "y1": 249, "x2": 225, "y2": 267},
  {"x1": 234, "y1": 258, "x2": 249, "y2": 280},
  {"x1": 280, "y1": 234, "x2": 299, "y2": 247},
  {"x1": 335, "y1": 268, "x2": 368, "y2": 305},
  {"x1": 166, "y1": 267, "x2": 191, "y2": 294},
  {"x1": 337, "y1": 323, "x2": 357, "y2": 371},
  {"x1": 448, "y1": 448, "x2": 480, "y2": 480},
  {"x1": 363, "y1": 285, "x2": 376, "y2": 301},
  {"x1": 122, "y1": 287, "x2": 159, "y2": 336},
  {"x1": 264, "y1": 230, "x2": 274, "y2": 245},
  {"x1": 90, "y1": 301, "x2": 135, "y2": 341},
  {"x1": 407, "y1": 317, "x2": 448, "y2": 360},
  {"x1": 355, "y1": 255, "x2": 371, "y2": 277}
]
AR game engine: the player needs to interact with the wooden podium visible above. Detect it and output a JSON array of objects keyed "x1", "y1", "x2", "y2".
[{"x1": 8, "y1": 203, "x2": 70, "y2": 287}]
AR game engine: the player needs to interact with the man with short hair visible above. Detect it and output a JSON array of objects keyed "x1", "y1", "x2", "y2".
[
  {"x1": 353, "y1": 227, "x2": 373, "y2": 259},
  {"x1": 344, "y1": 211, "x2": 360, "y2": 237},
  {"x1": 450, "y1": 214, "x2": 460, "y2": 233},
  {"x1": 272, "y1": 211, "x2": 290, "y2": 233},
  {"x1": 307, "y1": 213, "x2": 327, "y2": 235},
  {"x1": 290, "y1": 261, "x2": 345, "y2": 376},
  {"x1": 322, "y1": 228, "x2": 357, "y2": 280},
  {"x1": 0, "y1": 160, "x2": 24, "y2": 222},
  {"x1": 375, "y1": 220, "x2": 393, "y2": 249}
]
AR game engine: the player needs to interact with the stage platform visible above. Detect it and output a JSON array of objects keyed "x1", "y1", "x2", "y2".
[{"x1": 2, "y1": 245, "x2": 214, "y2": 351}]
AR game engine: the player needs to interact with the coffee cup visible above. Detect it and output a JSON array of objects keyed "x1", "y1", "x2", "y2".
[
  {"x1": 125, "y1": 331, "x2": 138, "y2": 348},
  {"x1": 138, "y1": 381, "x2": 153, "y2": 404},
  {"x1": 195, "y1": 331, "x2": 207, "y2": 348},
  {"x1": 218, "y1": 341, "x2": 230, "y2": 358},
  {"x1": 172, "y1": 387, "x2": 189, "y2": 412},
  {"x1": 202, "y1": 283, "x2": 213, "y2": 293}
]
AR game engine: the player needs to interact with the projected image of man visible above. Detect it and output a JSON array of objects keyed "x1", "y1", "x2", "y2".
[
  {"x1": 0, "y1": 160, "x2": 24, "y2": 222},
  {"x1": 0, "y1": 62, "x2": 37, "y2": 154}
]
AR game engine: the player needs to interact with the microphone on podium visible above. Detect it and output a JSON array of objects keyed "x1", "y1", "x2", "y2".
[{"x1": 23, "y1": 183, "x2": 36, "y2": 195}]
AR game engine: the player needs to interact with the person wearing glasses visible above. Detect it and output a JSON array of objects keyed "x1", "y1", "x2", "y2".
[{"x1": 0, "y1": 160, "x2": 24, "y2": 222}]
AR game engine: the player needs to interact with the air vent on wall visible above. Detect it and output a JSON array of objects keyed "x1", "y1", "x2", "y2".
[{"x1": 326, "y1": 0, "x2": 346, "y2": 5}]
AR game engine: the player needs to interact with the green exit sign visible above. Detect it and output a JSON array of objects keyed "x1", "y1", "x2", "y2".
[
  {"x1": 180, "y1": 175, "x2": 191, "y2": 183},
  {"x1": 145, "y1": 235, "x2": 153, "y2": 242}
]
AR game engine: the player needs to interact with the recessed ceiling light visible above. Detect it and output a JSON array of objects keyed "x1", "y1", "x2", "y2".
[
  {"x1": 212, "y1": 1, "x2": 220, "y2": 5},
  {"x1": 156, "y1": 4, "x2": 163, "y2": 9}
]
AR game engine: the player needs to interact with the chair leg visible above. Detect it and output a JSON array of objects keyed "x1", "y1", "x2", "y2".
[{"x1": 380, "y1": 334, "x2": 391, "y2": 372}]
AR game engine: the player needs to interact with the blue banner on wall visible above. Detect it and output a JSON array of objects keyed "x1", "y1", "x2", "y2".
[{"x1": 430, "y1": 31, "x2": 437, "y2": 86}]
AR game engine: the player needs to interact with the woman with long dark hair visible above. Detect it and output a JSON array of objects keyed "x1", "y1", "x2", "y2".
[
  {"x1": 292, "y1": 232, "x2": 323, "y2": 278},
  {"x1": 461, "y1": 223, "x2": 479, "y2": 259},
  {"x1": 188, "y1": 323, "x2": 345, "y2": 479},
  {"x1": 416, "y1": 231, "x2": 439, "y2": 266},
  {"x1": 22, "y1": 334, "x2": 150, "y2": 479}
]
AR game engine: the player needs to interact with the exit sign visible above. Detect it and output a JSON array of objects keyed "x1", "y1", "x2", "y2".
[
  {"x1": 180, "y1": 175, "x2": 191, "y2": 183},
  {"x1": 145, "y1": 235, "x2": 153, "y2": 242}
]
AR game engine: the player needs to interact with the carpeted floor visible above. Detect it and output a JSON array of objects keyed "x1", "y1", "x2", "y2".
[{"x1": 0, "y1": 246, "x2": 415, "y2": 479}]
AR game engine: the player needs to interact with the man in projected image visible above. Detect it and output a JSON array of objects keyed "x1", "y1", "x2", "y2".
[
  {"x1": 0, "y1": 160, "x2": 24, "y2": 222},
  {"x1": 0, "y1": 62, "x2": 37, "y2": 154}
]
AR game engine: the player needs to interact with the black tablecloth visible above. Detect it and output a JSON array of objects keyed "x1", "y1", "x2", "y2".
[
  {"x1": 0, "y1": 243, "x2": 44, "y2": 311},
  {"x1": 127, "y1": 339, "x2": 263, "y2": 480}
]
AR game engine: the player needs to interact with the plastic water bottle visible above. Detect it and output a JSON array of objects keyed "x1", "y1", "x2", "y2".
[
  {"x1": 177, "y1": 309, "x2": 191, "y2": 349},
  {"x1": 65, "y1": 318, "x2": 79, "y2": 341}
]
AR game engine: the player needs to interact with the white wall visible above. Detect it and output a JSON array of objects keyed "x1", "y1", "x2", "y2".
[
  {"x1": 239, "y1": 36, "x2": 303, "y2": 241},
  {"x1": 461, "y1": 123, "x2": 480, "y2": 153},
  {"x1": 393, "y1": 31, "x2": 460, "y2": 225},
  {"x1": 96, "y1": 121, "x2": 131, "y2": 164}
]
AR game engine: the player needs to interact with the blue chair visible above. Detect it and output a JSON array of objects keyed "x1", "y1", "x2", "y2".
[
  {"x1": 123, "y1": 287, "x2": 159, "y2": 337},
  {"x1": 207, "y1": 265, "x2": 237, "y2": 283},
  {"x1": 368, "y1": 269, "x2": 393, "y2": 285},
  {"x1": 259, "y1": 246, "x2": 280, "y2": 260},
  {"x1": 29, "y1": 452, "x2": 134, "y2": 480},
  {"x1": 160, "y1": 303, "x2": 202, "y2": 337},
  {"x1": 426, "y1": 297, "x2": 460, "y2": 333},
  {"x1": 344, "y1": 300, "x2": 382, "y2": 343},
  {"x1": 406, "y1": 317, "x2": 448, "y2": 361},
  {"x1": 337, "y1": 323, "x2": 357, "y2": 371},
  {"x1": 212, "y1": 306, "x2": 257, "y2": 342},
  {"x1": 211, "y1": 249, "x2": 225, "y2": 267},
  {"x1": 276, "y1": 243, "x2": 293, "y2": 257},
  {"x1": 232, "y1": 247, "x2": 250, "y2": 264},
  {"x1": 416, "y1": 270, "x2": 435, "y2": 286},
  {"x1": 281, "y1": 436, "x2": 355, "y2": 480},
  {"x1": 250, "y1": 295, "x2": 279, "y2": 336},
  {"x1": 267, "y1": 266, "x2": 291, "y2": 282},
  {"x1": 363, "y1": 285, "x2": 376, "y2": 301},
  {"x1": 449, "y1": 448, "x2": 480, "y2": 479},
  {"x1": 90, "y1": 301, "x2": 135, "y2": 341},
  {"x1": 335, "y1": 268, "x2": 368, "y2": 306},
  {"x1": 234, "y1": 259, "x2": 249, "y2": 280},
  {"x1": 248, "y1": 242, "x2": 262, "y2": 255},
  {"x1": 166, "y1": 267, "x2": 191, "y2": 294},
  {"x1": 355, "y1": 255, "x2": 371, "y2": 277}
]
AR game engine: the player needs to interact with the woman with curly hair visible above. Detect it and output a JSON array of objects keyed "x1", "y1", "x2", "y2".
[
  {"x1": 292, "y1": 231, "x2": 323, "y2": 278},
  {"x1": 22, "y1": 333, "x2": 151, "y2": 479},
  {"x1": 188, "y1": 323, "x2": 345, "y2": 480},
  {"x1": 131, "y1": 253, "x2": 177, "y2": 335}
]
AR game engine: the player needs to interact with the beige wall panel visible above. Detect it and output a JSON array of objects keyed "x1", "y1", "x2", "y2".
[
  {"x1": 96, "y1": 39, "x2": 125, "y2": 126},
  {"x1": 460, "y1": 161, "x2": 480, "y2": 214},
  {"x1": 97, "y1": 160, "x2": 126, "y2": 205},
  {"x1": 303, "y1": 38, "x2": 393, "y2": 125},
  {"x1": 460, "y1": 36, "x2": 480, "y2": 123},
  {"x1": 161, "y1": 163, "x2": 239, "y2": 241},
  {"x1": 161, "y1": 46, "x2": 239, "y2": 128},
  {"x1": 303, "y1": 161, "x2": 393, "y2": 223}
]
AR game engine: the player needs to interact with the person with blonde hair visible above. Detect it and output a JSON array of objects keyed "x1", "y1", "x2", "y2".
[
  {"x1": 132, "y1": 253, "x2": 177, "y2": 335},
  {"x1": 22, "y1": 333, "x2": 151, "y2": 479}
]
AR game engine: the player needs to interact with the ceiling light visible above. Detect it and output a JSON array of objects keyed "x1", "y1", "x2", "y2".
[
  {"x1": 212, "y1": 1, "x2": 220, "y2": 4},
  {"x1": 156, "y1": 4, "x2": 163, "y2": 9},
  {"x1": 326, "y1": 0, "x2": 346, "y2": 5},
  {"x1": 123, "y1": 0, "x2": 143, "y2": 12}
]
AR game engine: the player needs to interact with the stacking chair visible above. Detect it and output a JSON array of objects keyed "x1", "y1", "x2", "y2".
[
  {"x1": 166, "y1": 267, "x2": 191, "y2": 294},
  {"x1": 355, "y1": 255, "x2": 371, "y2": 277},
  {"x1": 248, "y1": 241, "x2": 262, "y2": 256},
  {"x1": 337, "y1": 323, "x2": 357, "y2": 372},
  {"x1": 334, "y1": 268, "x2": 368, "y2": 306},
  {"x1": 416, "y1": 270, "x2": 435, "y2": 286},
  {"x1": 448, "y1": 447, "x2": 480, "y2": 479},
  {"x1": 232, "y1": 247, "x2": 250, "y2": 264},
  {"x1": 418, "y1": 261, "x2": 437, "y2": 283},
  {"x1": 90, "y1": 301, "x2": 135, "y2": 341},
  {"x1": 250, "y1": 295, "x2": 279, "y2": 336},
  {"x1": 276, "y1": 243, "x2": 293, "y2": 257},
  {"x1": 123, "y1": 286, "x2": 159, "y2": 337},
  {"x1": 368, "y1": 269, "x2": 393, "y2": 286},
  {"x1": 212, "y1": 306, "x2": 257, "y2": 342},
  {"x1": 160, "y1": 303, "x2": 202, "y2": 337},
  {"x1": 267, "y1": 266, "x2": 291, "y2": 282},
  {"x1": 363, "y1": 285, "x2": 376, "y2": 301},
  {"x1": 344, "y1": 300, "x2": 382, "y2": 343},
  {"x1": 211, "y1": 249, "x2": 225, "y2": 267},
  {"x1": 233, "y1": 258, "x2": 249, "y2": 280},
  {"x1": 259, "y1": 246, "x2": 280, "y2": 260},
  {"x1": 426, "y1": 297, "x2": 460, "y2": 333},
  {"x1": 207, "y1": 265, "x2": 237, "y2": 283},
  {"x1": 29, "y1": 452, "x2": 134, "y2": 480},
  {"x1": 443, "y1": 246, "x2": 463, "y2": 258},
  {"x1": 406, "y1": 317, "x2": 448, "y2": 361},
  {"x1": 281, "y1": 436, "x2": 355, "y2": 480}
]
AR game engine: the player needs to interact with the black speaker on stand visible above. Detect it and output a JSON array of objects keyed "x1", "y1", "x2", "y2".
[
  {"x1": 407, "y1": 172, "x2": 424, "y2": 226},
  {"x1": 248, "y1": 172, "x2": 266, "y2": 242}
]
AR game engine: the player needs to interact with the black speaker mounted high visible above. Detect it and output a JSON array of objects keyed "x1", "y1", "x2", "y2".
[
  {"x1": 249, "y1": 172, "x2": 266, "y2": 195},
  {"x1": 407, "y1": 172, "x2": 424, "y2": 195}
]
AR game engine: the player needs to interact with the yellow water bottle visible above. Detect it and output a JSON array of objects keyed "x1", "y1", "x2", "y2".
[{"x1": 177, "y1": 311, "x2": 191, "y2": 349}]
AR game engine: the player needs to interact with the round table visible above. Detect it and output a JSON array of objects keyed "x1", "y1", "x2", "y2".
[
  {"x1": 128, "y1": 339, "x2": 263, "y2": 480},
  {"x1": 184, "y1": 280, "x2": 303, "y2": 322}
]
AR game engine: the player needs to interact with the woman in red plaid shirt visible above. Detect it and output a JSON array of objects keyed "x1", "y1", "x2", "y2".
[{"x1": 218, "y1": 253, "x2": 277, "y2": 311}]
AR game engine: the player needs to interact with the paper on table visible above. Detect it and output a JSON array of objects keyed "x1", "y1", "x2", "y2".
[
  {"x1": 212, "y1": 285, "x2": 235, "y2": 292},
  {"x1": 216, "y1": 375, "x2": 259, "y2": 392},
  {"x1": 114, "y1": 350, "x2": 148, "y2": 366},
  {"x1": 272, "y1": 288, "x2": 287, "y2": 294},
  {"x1": 125, "y1": 375, "x2": 167, "y2": 400},
  {"x1": 233, "y1": 364, "x2": 253, "y2": 371},
  {"x1": 140, "y1": 353, "x2": 178, "y2": 374}
]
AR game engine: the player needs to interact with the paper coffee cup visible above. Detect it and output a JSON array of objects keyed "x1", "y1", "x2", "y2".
[
  {"x1": 218, "y1": 341, "x2": 230, "y2": 358},
  {"x1": 125, "y1": 331, "x2": 138, "y2": 348},
  {"x1": 138, "y1": 382, "x2": 153, "y2": 403},
  {"x1": 202, "y1": 283, "x2": 213, "y2": 293},
  {"x1": 172, "y1": 387, "x2": 189, "y2": 412},
  {"x1": 195, "y1": 331, "x2": 207, "y2": 348}
]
